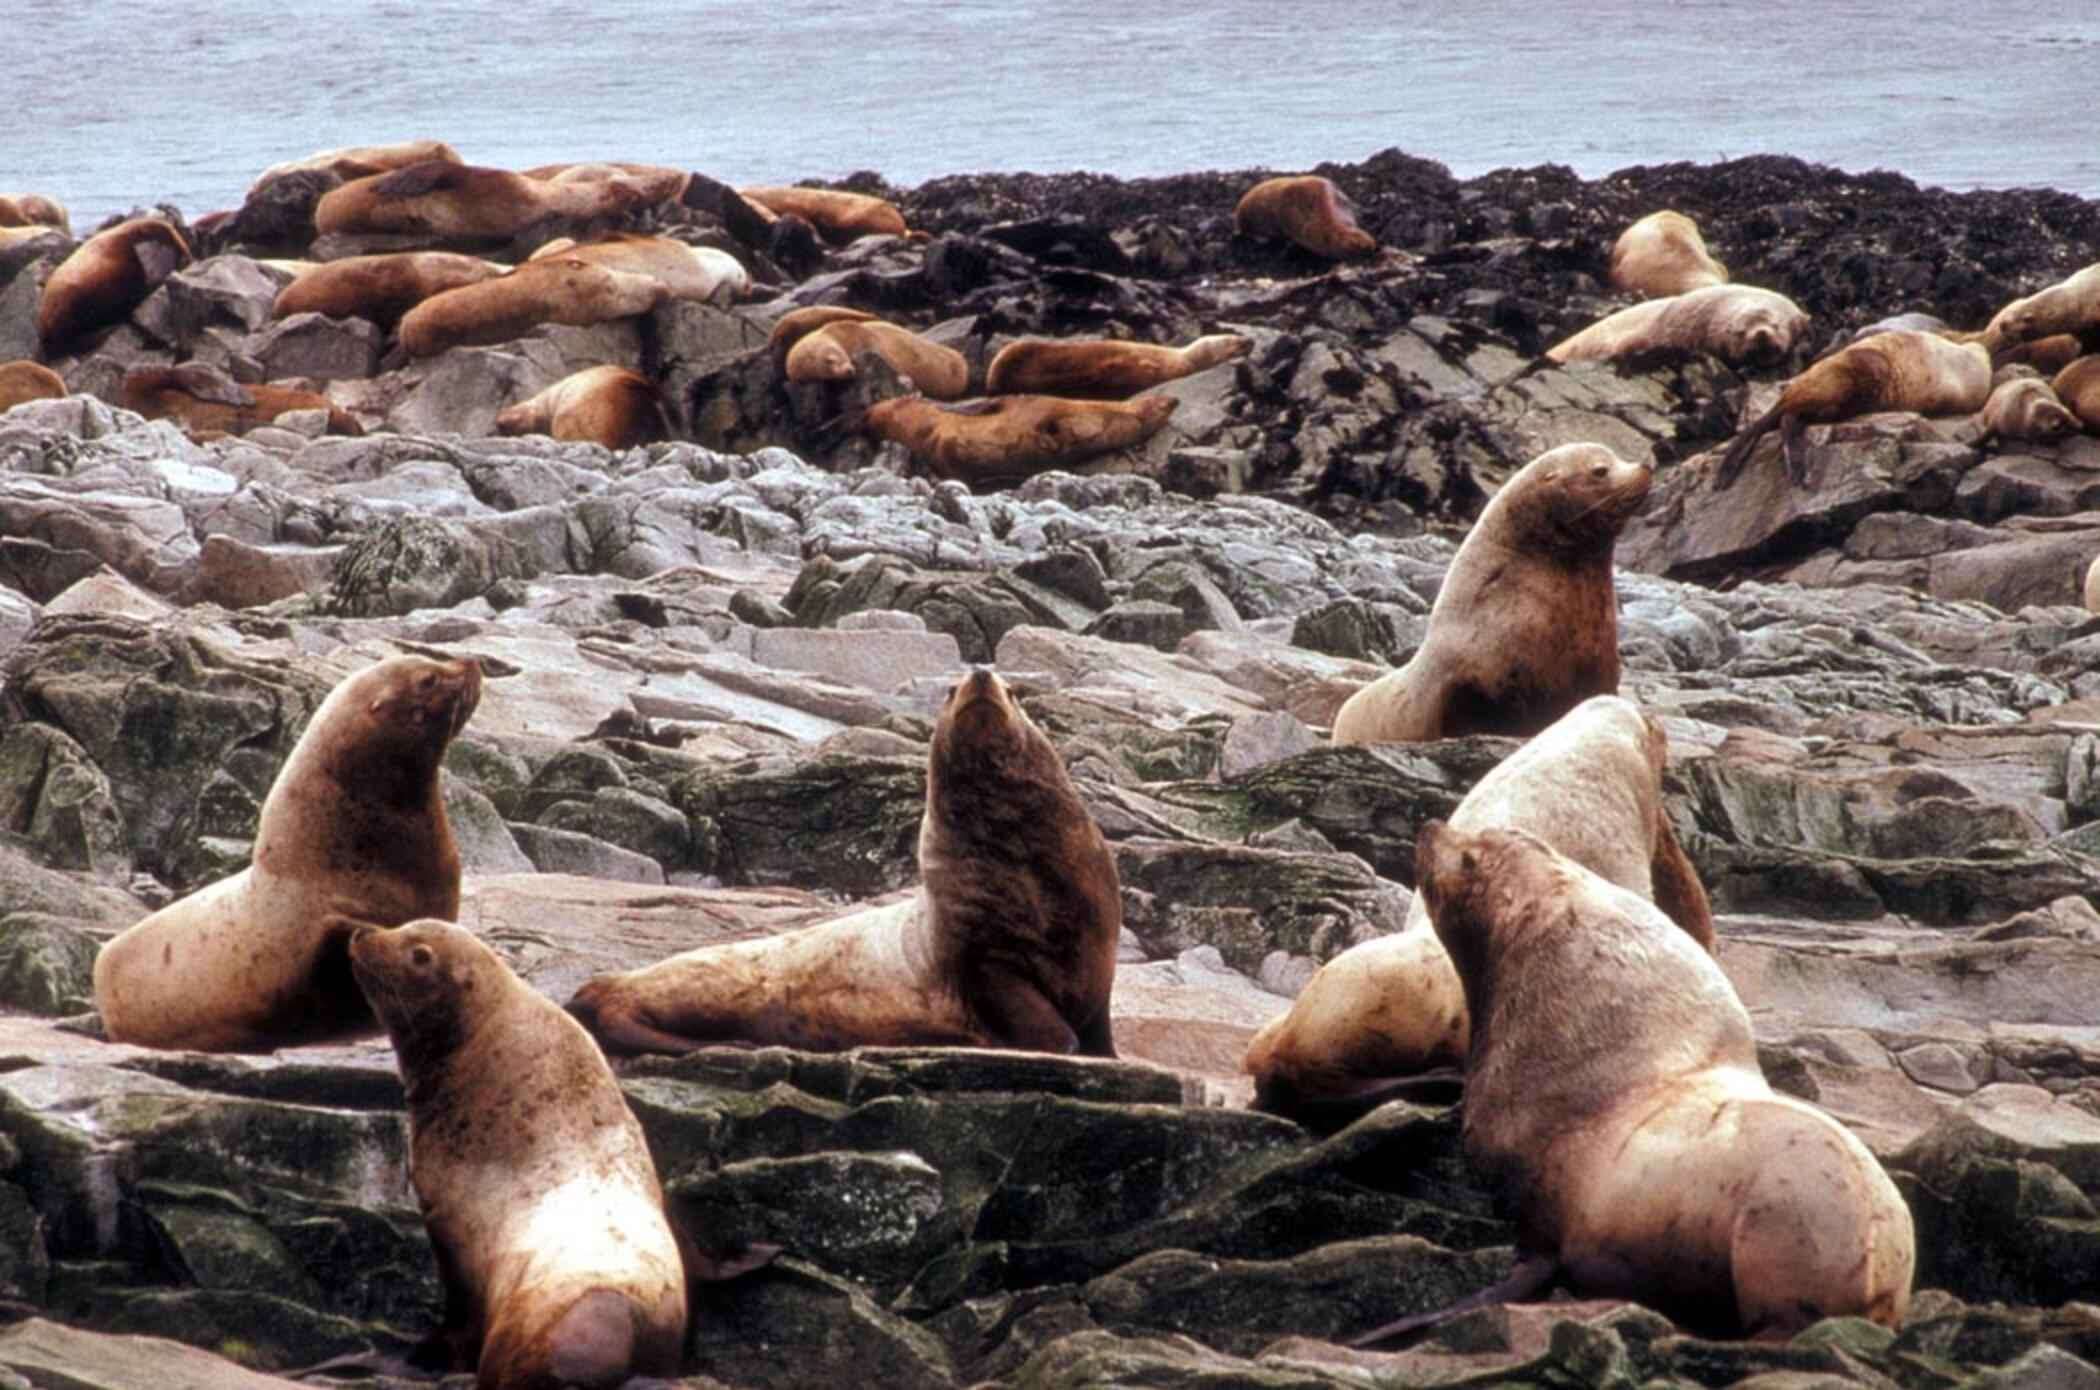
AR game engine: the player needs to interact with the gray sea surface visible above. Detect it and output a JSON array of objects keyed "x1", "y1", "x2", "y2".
[{"x1": 13, "y1": 1, "x2": 2100, "y2": 229}]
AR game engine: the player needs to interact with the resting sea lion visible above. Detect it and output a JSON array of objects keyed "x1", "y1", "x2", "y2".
[
  {"x1": 1354, "y1": 822, "x2": 1913, "y2": 1343},
  {"x1": 397, "y1": 255, "x2": 668, "y2": 357},
  {"x1": 1979, "y1": 372, "x2": 2080, "y2": 443},
  {"x1": 93, "y1": 655, "x2": 481, "y2": 1052},
  {"x1": 250, "y1": 140, "x2": 461, "y2": 193},
  {"x1": 1982, "y1": 262, "x2": 2100, "y2": 357},
  {"x1": 1714, "y1": 329, "x2": 1992, "y2": 488},
  {"x1": 985, "y1": 332, "x2": 1251, "y2": 399},
  {"x1": 1233, "y1": 175, "x2": 1377, "y2": 260},
  {"x1": 122, "y1": 364, "x2": 365, "y2": 439},
  {"x1": 0, "y1": 193, "x2": 69, "y2": 234},
  {"x1": 862, "y1": 391, "x2": 1178, "y2": 488},
  {"x1": 1244, "y1": 695, "x2": 1712, "y2": 1122},
  {"x1": 271, "y1": 251, "x2": 506, "y2": 328},
  {"x1": 35, "y1": 216, "x2": 191, "y2": 354},
  {"x1": 527, "y1": 231, "x2": 749, "y2": 301},
  {"x1": 1331, "y1": 443, "x2": 1651, "y2": 746},
  {"x1": 314, "y1": 161, "x2": 649, "y2": 241},
  {"x1": 351, "y1": 920, "x2": 686, "y2": 1389},
  {"x1": 766, "y1": 304, "x2": 879, "y2": 361},
  {"x1": 0, "y1": 360, "x2": 66, "y2": 412},
  {"x1": 569, "y1": 668, "x2": 1121, "y2": 1057},
  {"x1": 522, "y1": 160, "x2": 691, "y2": 206},
  {"x1": 1608, "y1": 210, "x2": 1727, "y2": 299},
  {"x1": 785, "y1": 319, "x2": 969, "y2": 398},
  {"x1": 738, "y1": 185, "x2": 908, "y2": 242},
  {"x1": 495, "y1": 365, "x2": 662, "y2": 450},
  {"x1": 2054, "y1": 354, "x2": 2100, "y2": 433},
  {"x1": 1546, "y1": 284, "x2": 1809, "y2": 366}
]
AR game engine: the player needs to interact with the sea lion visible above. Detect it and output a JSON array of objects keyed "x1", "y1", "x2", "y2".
[
  {"x1": 1232, "y1": 175, "x2": 1377, "y2": 260},
  {"x1": 314, "y1": 161, "x2": 649, "y2": 241},
  {"x1": 2053, "y1": 354, "x2": 2100, "y2": 433},
  {"x1": 1546, "y1": 284, "x2": 1809, "y2": 366},
  {"x1": 526, "y1": 231, "x2": 748, "y2": 301},
  {"x1": 0, "y1": 193, "x2": 69, "y2": 234},
  {"x1": 0, "y1": 360, "x2": 66, "y2": 412},
  {"x1": 397, "y1": 255, "x2": 668, "y2": 358},
  {"x1": 985, "y1": 332, "x2": 1252, "y2": 399},
  {"x1": 1608, "y1": 210, "x2": 1727, "y2": 299},
  {"x1": 495, "y1": 365, "x2": 662, "y2": 449},
  {"x1": 1997, "y1": 332, "x2": 2086, "y2": 375},
  {"x1": 568, "y1": 668, "x2": 1121, "y2": 1057},
  {"x1": 1981, "y1": 262, "x2": 2100, "y2": 357},
  {"x1": 1714, "y1": 329, "x2": 1992, "y2": 488},
  {"x1": 1355, "y1": 822, "x2": 1913, "y2": 1342},
  {"x1": 1331, "y1": 443, "x2": 1651, "y2": 746},
  {"x1": 1244, "y1": 695, "x2": 1712, "y2": 1121},
  {"x1": 93, "y1": 655, "x2": 481, "y2": 1052},
  {"x1": 738, "y1": 185, "x2": 908, "y2": 242},
  {"x1": 862, "y1": 391, "x2": 1178, "y2": 488},
  {"x1": 1979, "y1": 372, "x2": 2080, "y2": 443},
  {"x1": 351, "y1": 920, "x2": 686, "y2": 1389},
  {"x1": 522, "y1": 160, "x2": 691, "y2": 206},
  {"x1": 785, "y1": 319, "x2": 969, "y2": 398},
  {"x1": 271, "y1": 251, "x2": 507, "y2": 328},
  {"x1": 35, "y1": 216, "x2": 191, "y2": 354},
  {"x1": 250, "y1": 140, "x2": 462, "y2": 193},
  {"x1": 766, "y1": 304, "x2": 879, "y2": 361},
  {"x1": 121, "y1": 364, "x2": 365, "y2": 440},
  {"x1": 2085, "y1": 554, "x2": 2100, "y2": 614}
]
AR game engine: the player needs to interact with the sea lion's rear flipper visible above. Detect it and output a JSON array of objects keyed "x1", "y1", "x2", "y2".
[
  {"x1": 1251, "y1": 1069, "x2": 1467, "y2": 1134},
  {"x1": 565, "y1": 984, "x2": 705, "y2": 1057},
  {"x1": 1779, "y1": 410, "x2": 1811, "y2": 485},
  {"x1": 1350, "y1": 1252, "x2": 1562, "y2": 1349},
  {"x1": 1075, "y1": 1009, "x2": 1117, "y2": 1060}
]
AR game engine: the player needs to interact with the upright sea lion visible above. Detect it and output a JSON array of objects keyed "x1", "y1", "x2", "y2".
[
  {"x1": 1546, "y1": 284, "x2": 1809, "y2": 366},
  {"x1": 1354, "y1": 822, "x2": 1913, "y2": 1342},
  {"x1": 271, "y1": 251, "x2": 507, "y2": 328},
  {"x1": 122, "y1": 364, "x2": 366, "y2": 439},
  {"x1": 1979, "y1": 371, "x2": 2080, "y2": 443},
  {"x1": 765, "y1": 304, "x2": 879, "y2": 361},
  {"x1": 1982, "y1": 262, "x2": 2100, "y2": 357},
  {"x1": 1714, "y1": 329, "x2": 1992, "y2": 488},
  {"x1": 397, "y1": 255, "x2": 668, "y2": 357},
  {"x1": 2054, "y1": 354, "x2": 2100, "y2": 433},
  {"x1": 1608, "y1": 210, "x2": 1727, "y2": 299},
  {"x1": 785, "y1": 319, "x2": 969, "y2": 398},
  {"x1": 93, "y1": 655, "x2": 481, "y2": 1052},
  {"x1": 0, "y1": 360, "x2": 66, "y2": 412},
  {"x1": 351, "y1": 920, "x2": 687, "y2": 1389},
  {"x1": 1331, "y1": 443, "x2": 1651, "y2": 746},
  {"x1": 250, "y1": 140, "x2": 462, "y2": 193},
  {"x1": 527, "y1": 231, "x2": 748, "y2": 301},
  {"x1": 1244, "y1": 696, "x2": 1712, "y2": 1121},
  {"x1": 35, "y1": 216, "x2": 191, "y2": 354},
  {"x1": 1232, "y1": 175, "x2": 1377, "y2": 260},
  {"x1": 568, "y1": 669, "x2": 1121, "y2": 1057},
  {"x1": 738, "y1": 185, "x2": 908, "y2": 242},
  {"x1": 495, "y1": 365, "x2": 662, "y2": 450},
  {"x1": 862, "y1": 391, "x2": 1178, "y2": 488},
  {"x1": 314, "y1": 161, "x2": 648, "y2": 241},
  {"x1": 985, "y1": 332, "x2": 1251, "y2": 399},
  {"x1": 0, "y1": 193, "x2": 69, "y2": 234}
]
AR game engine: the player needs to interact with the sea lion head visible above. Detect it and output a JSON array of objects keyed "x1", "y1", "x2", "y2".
[
  {"x1": 923, "y1": 667, "x2": 1085, "y2": 863},
  {"x1": 1721, "y1": 292, "x2": 1809, "y2": 367},
  {"x1": 349, "y1": 918, "x2": 495, "y2": 1071},
  {"x1": 318, "y1": 654, "x2": 482, "y2": 796},
  {"x1": 1495, "y1": 442, "x2": 1652, "y2": 555},
  {"x1": 785, "y1": 329, "x2": 857, "y2": 383},
  {"x1": 1413, "y1": 821, "x2": 1556, "y2": 988}
]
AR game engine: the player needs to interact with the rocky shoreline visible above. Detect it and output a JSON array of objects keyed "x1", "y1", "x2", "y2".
[{"x1": 2, "y1": 148, "x2": 2100, "y2": 1388}]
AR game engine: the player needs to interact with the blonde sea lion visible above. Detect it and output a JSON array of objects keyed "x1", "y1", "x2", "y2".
[
  {"x1": 1244, "y1": 695, "x2": 1712, "y2": 1121},
  {"x1": 1979, "y1": 372, "x2": 2080, "y2": 443},
  {"x1": 92, "y1": 655, "x2": 481, "y2": 1052},
  {"x1": 271, "y1": 251, "x2": 507, "y2": 328},
  {"x1": 985, "y1": 332, "x2": 1252, "y2": 399},
  {"x1": 0, "y1": 360, "x2": 66, "y2": 412},
  {"x1": 1982, "y1": 262, "x2": 2100, "y2": 357},
  {"x1": 522, "y1": 160, "x2": 691, "y2": 206},
  {"x1": 2084, "y1": 554, "x2": 2100, "y2": 614},
  {"x1": 568, "y1": 668, "x2": 1121, "y2": 1057},
  {"x1": 785, "y1": 319, "x2": 969, "y2": 398},
  {"x1": 35, "y1": 216, "x2": 191, "y2": 354},
  {"x1": 314, "y1": 161, "x2": 649, "y2": 241},
  {"x1": 765, "y1": 304, "x2": 879, "y2": 361},
  {"x1": 351, "y1": 920, "x2": 686, "y2": 1389},
  {"x1": 397, "y1": 255, "x2": 668, "y2": 358},
  {"x1": 0, "y1": 193, "x2": 69, "y2": 234},
  {"x1": 1546, "y1": 283, "x2": 1809, "y2": 366},
  {"x1": 1233, "y1": 175, "x2": 1377, "y2": 260},
  {"x1": 1355, "y1": 822, "x2": 1913, "y2": 1343},
  {"x1": 1331, "y1": 443, "x2": 1651, "y2": 746},
  {"x1": 250, "y1": 140, "x2": 462, "y2": 193},
  {"x1": 2053, "y1": 354, "x2": 2100, "y2": 433},
  {"x1": 495, "y1": 365, "x2": 662, "y2": 449},
  {"x1": 526, "y1": 231, "x2": 748, "y2": 301},
  {"x1": 1715, "y1": 329, "x2": 1992, "y2": 488},
  {"x1": 738, "y1": 185, "x2": 908, "y2": 242},
  {"x1": 863, "y1": 391, "x2": 1178, "y2": 488},
  {"x1": 121, "y1": 364, "x2": 365, "y2": 440},
  {"x1": 1608, "y1": 210, "x2": 1728, "y2": 299}
]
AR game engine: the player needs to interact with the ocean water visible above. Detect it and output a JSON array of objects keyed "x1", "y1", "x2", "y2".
[{"x1": 13, "y1": 0, "x2": 2100, "y2": 230}]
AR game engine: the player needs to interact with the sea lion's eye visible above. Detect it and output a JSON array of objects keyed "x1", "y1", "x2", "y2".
[
  {"x1": 410, "y1": 944, "x2": 435, "y2": 968},
  {"x1": 1591, "y1": 465, "x2": 1610, "y2": 479}
]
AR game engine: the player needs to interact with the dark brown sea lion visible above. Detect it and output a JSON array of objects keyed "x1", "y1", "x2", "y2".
[{"x1": 1233, "y1": 175, "x2": 1377, "y2": 259}]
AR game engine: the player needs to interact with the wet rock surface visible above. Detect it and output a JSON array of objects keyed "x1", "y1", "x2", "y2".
[{"x1": 3, "y1": 150, "x2": 2100, "y2": 1387}]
